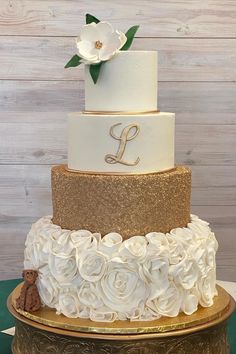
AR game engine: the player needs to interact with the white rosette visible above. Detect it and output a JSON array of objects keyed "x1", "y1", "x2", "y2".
[
  {"x1": 168, "y1": 227, "x2": 200, "y2": 290},
  {"x1": 37, "y1": 273, "x2": 59, "y2": 308},
  {"x1": 145, "y1": 232, "x2": 169, "y2": 258},
  {"x1": 78, "y1": 249, "x2": 107, "y2": 282},
  {"x1": 49, "y1": 228, "x2": 74, "y2": 257},
  {"x1": 197, "y1": 268, "x2": 218, "y2": 307},
  {"x1": 188, "y1": 216, "x2": 211, "y2": 240},
  {"x1": 170, "y1": 227, "x2": 195, "y2": 248},
  {"x1": 147, "y1": 282, "x2": 183, "y2": 317},
  {"x1": 78, "y1": 281, "x2": 118, "y2": 322},
  {"x1": 78, "y1": 281, "x2": 103, "y2": 308},
  {"x1": 24, "y1": 216, "x2": 52, "y2": 269},
  {"x1": 48, "y1": 253, "x2": 78, "y2": 285},
  {"x1": 166, "y1": 233, "x2": 186, "y2": 265},
  {"x1": 118, "y1": 236, "x2": 148, "y2": 263},
  {"x1": 90, "y1": 309, "x2": 118, "y2": 323},
  {"x1": 56, "y1": 290, "x2": 81, "y2": 318},
  {"x1": 98, "y1": 259, "x2": 148, "y2": 317},
  {"x1": 169, "y1": 257, "x2": 199, "y2": 290},
  {"x1": 181, "y1": 289, "x2": 199, "y2": 315},
  {"x1": 140, "y1": 232, "x2": 170, "y2": 299},
  {"x1": 192, "y1": 237, "x2": 217, "y2": 277},
  {"x1": 98, "y1": 232, "x2": 122, "y2": 256},
  {"x1": 71, "y1": 229, "x2": 100, "y2": 251},
  {"x1": 140, "y1": 257, "x2": 169, "y2": 299}
]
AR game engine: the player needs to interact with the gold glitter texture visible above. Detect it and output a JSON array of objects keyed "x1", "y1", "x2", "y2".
[{"x1": 51, "y1": 165, "x2": 191, "y2": 240}]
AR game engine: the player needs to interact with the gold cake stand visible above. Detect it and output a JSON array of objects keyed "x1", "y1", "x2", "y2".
[{"x1": 8, "y1": 284, "x2": 235, "y2": 354}]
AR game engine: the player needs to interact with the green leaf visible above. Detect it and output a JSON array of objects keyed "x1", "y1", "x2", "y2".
[
  {"x1": 89, "y1": 62, "x2": 103, "y2": 84},
  {"x1": 120, "y1": 25, "x2": 139, "y2": 51},
  {"x1": 64, "y1": 54, "x2": 82, "y2": 68},
  {"x1": 86, "y1": 13, "x2": 100, "y2": 24}
]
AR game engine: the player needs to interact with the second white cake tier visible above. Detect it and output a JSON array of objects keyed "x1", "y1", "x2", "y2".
[{"x1": 68, "y1": 112, "x2": 175, "y2": 174}]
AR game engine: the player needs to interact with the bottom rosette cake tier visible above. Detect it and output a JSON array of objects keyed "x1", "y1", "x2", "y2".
[{"x1": 24, "y1": 215, "x2": 218, "y2": 323}]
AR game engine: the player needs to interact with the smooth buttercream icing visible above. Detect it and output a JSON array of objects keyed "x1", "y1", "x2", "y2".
[
  {"x1": 68, "y1": 112, "x2": 175, "y2": 174},
  {"x1": 85, "y1": 51, "x2": 158, "y2": 112}
]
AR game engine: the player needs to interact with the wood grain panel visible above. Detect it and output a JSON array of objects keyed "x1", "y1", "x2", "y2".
[
  {"x1": 1, "y1": 37, "x2": 236, "y2": 81},
  {"x1": 0, "y1": 223, "x2": 26, "y2": 280},
  {"x1": 216, "y1": 256, "x2": 236, "y2": 282},
  {"x1": 192, "y1": 206, "x2": 236, "y2": 243},
  {"x1": 0, "y1": 80, "x2": 84, "y2": 113},
  {"x1": 175, "y1": 125, "x2": 236, "y2": 166},
  {"x1": 0, "y1": 81, "x2": 236, "y2": 125},
  {"x1": 1, "y1": 0, "x2": 236, "y2": 38},
  {"x1": 159, "y1": 82, "x2": 236, "y2": 124}
]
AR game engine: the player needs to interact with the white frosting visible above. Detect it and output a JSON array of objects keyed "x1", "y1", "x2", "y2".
[
  {"x1": 68, "y1": 112, "x2": 175, "y2": 173},
  {"x1": 24, "y1": 215, "x2": 218, "y2": 322},
  {"x1": 85, "y1": 51, "x2": 158, "y2": 112}
]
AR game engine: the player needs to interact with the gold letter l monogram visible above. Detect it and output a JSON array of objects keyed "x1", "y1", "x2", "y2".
[{"x1": 105, "y1": 123, "x2": 140, "y2": 166}]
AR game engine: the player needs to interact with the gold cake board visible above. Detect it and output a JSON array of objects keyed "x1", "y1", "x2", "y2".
[{"x1": 8, "y1": 284, "x2": 235, "y2": 354}]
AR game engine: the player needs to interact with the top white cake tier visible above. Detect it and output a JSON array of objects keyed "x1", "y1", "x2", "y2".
[{"x1": 85, "y1": 51, "x2": 158, "y2": 112}]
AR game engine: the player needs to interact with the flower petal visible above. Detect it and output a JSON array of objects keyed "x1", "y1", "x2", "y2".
[
  {"x1": 117, "y1": 31, "x2": 127, "y2": 49},
  {"x1": 77, "y1": 40, "x2": 99, "y2": 61},
  {"x1": 96, "y1": 21, "x2": 114, "y2": 41},
  {"x1": 99, "y1": 31, "x2": 127, "y2": 61},
  {"x1": 80, "y1": 23, "x2": 98, "y2": 42},
  {"x1": 99, "y1": 32, "x2": 123, "y2": 61},
  {"x1": 80, "y1": 57, "x2": 101, "y2": 65}
]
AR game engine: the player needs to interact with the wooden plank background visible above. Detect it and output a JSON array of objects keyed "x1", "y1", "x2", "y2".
[{"x1": 0, "y1": 0, "x2": 235, "y2": 280}]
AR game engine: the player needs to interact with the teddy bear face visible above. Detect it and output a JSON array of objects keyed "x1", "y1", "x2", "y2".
[{"x1": 23, "y1": 270, "x2": 38, "y2": 285}]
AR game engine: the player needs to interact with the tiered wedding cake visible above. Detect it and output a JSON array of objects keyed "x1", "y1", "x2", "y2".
[{"x1": 23, "y1": 18, "x2": 218, "y2": 323}]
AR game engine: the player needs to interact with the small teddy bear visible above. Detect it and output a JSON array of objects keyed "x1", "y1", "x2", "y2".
[{"x1": 16, "y1": 269, "x2": 41, "y2": 312}]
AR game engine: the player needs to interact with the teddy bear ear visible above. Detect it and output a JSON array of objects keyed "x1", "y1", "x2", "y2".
[{"x1": 22, "y1": 270, "x2": 25, "y2": 278}]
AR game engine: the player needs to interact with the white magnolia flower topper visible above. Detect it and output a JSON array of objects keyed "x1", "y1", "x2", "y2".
[
  {"x1": 76, "y1": 22, "x2": 127, "y2": 64},
  {"x1": 65, "y1": 14, "x2": 139, "y2": 83}
]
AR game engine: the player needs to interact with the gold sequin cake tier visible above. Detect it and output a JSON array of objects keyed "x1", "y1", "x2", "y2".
[{"x1": 52, "y1": 165, "x2": 191, "y2": 239}]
